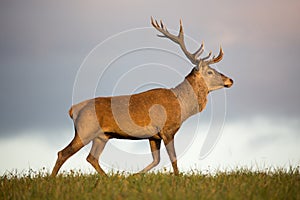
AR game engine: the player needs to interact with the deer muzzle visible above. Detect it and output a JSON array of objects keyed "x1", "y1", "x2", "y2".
[{"x1": 222, "y1": 75, "x2": 233, "y2": 88}]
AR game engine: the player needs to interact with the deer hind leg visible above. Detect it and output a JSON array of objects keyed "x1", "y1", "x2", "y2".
[
  {"x1": 86, "y1": 137, "x2": 108, "y2": 176},
  {"x1": 51, "y1": 133, "x2": 84, "y2": 177},
  {"x1": 162, "y1": 136, "x2": 179, "y2": 175},
  {"x1": 138, "y1": 139, "x2": 161, "y2": 174}
]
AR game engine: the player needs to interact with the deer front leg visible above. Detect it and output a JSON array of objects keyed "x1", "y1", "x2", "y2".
[
  {"x1": 138, "y1": 139, "x2": 161, "y2": 174},
  {"x1": 162, "y1": 136, "x2": 179, "y2": 175}
]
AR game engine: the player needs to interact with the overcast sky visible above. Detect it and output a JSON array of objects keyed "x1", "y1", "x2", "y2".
[{"x1": 0, "y1": 0, "x2": 299, "y2": 174}]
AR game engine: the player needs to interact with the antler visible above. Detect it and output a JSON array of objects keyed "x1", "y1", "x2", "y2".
[
  {"x1": 151, "y1": 17, "x2": 223, "y2": 66},
  {"x1": 206, "y1": 47, "x2": 223, "y2": 64}
]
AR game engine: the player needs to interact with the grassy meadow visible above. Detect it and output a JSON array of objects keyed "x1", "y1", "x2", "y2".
[{"x1": 0, "y1": 167, "x2": 299, "y2": 200}]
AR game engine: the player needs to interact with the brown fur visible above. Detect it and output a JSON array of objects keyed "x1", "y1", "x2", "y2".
[
  {"x1": 51, "y1": 18, "x2": 233, "y2": 176},
  {"x1": 51, "y1": 69, "x2": 210, "y2": 176},
  {"x1": 70, "y1": 70, "x2": 208, "y2": 141},
  {"x1": 90, "y1": 70, "x2": 207, "y2": 139}
]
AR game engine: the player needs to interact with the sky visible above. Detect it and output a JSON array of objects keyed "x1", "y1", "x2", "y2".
[{"x1": 0, "y1": 0, "x2": 300, "y2": 175}]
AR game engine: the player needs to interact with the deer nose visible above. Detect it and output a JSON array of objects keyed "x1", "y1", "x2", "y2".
[{"x1": 224, "y1": 78, "x2": 233, "y2": 88}]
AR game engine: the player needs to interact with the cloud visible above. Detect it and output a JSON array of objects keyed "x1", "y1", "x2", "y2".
[
  {"x1": 0, "y1": 116, "x2": 299, "y2": 175},
  {"x1": 0, "y1": 0, "x2": 300, "y2": 173},
  {"x1": 180, "y1": 116, "x2": 300, "y2": 171},
  {"x1": 201, "y1": 0, "x2": 300, "y2": 47}
]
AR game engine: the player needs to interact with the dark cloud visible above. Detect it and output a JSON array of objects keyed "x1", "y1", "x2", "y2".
[{"x1": 0, "y1": 0, "x2": 300, "y2": 139}]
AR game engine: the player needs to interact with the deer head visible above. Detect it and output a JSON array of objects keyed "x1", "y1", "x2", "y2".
[{"x1": 151, "y1": 17, "x2": 233, "y2": 92}]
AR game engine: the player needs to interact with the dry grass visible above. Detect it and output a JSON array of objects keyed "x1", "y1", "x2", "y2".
[{"x1": 1, "y1": 167, "x2": 299, "y2": 200}]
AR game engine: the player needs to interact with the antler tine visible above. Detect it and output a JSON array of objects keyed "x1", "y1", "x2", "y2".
[
  {"x1": 160, "y1": 20, "x2": 164, "y2": 29},
  {"x1": 151, "y1": 17, "x2": 199, "y2": 65},
  {"x1": 193, "y1": 41, "x2": 205, "y2": 59},
  {"x1": 151, "y1": 17, "x2": 160, "y2": 30},
  {"x1": 202, "y1": 51, "x2": 212, "y2": 61},
  {"x1": 207, "y1": 46, "x2": 224, "y2": 64},
  {"x1": 179, "y1": 19, "x2": 184, "y2": 38}
]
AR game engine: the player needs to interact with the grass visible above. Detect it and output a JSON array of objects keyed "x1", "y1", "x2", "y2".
[{"x1": 0, "y1": 167, "x2": 299, "y2": 200}]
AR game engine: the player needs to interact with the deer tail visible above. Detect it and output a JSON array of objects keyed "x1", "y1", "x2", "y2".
[
  {"x1": 68, "y1": 100, "x2": 90, "y2": 120},
  {"x1": 69, "y1": 107, "x2": 74, "y2": 119}
]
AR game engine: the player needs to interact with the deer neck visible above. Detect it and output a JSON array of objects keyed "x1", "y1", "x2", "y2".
[{"x1": 171, "y1": 71, "x2": 209, "y2": 122}]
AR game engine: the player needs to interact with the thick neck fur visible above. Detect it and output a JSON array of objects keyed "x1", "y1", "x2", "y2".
[{"x1": 171, "y1": 69, "x2": 209, "y2": 122}]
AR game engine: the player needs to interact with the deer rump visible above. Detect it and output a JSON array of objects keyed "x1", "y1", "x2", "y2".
[{"x1": 69, "y1": 88, "x2": 182, "y2": 140}]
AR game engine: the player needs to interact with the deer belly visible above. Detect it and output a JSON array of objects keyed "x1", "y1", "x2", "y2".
[
  {"x1": 105, "y1": 124, "x2": 162, "y2": 140},
  {"x1": 105, "y1": 132, "x2": 162, "y2": 140}
]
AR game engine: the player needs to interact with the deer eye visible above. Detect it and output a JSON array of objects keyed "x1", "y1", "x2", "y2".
[{"x1": 207, "y1": 70, "x2": 213, "y2": 75}]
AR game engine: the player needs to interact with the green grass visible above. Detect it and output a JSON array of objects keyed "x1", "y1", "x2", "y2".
[{"x1": 1, "y1": 167, "x2": 299, "y2": 200}]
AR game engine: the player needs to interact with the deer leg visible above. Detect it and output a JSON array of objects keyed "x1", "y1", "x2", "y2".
[
  {"x1": 86, "y1": 137, "x2": 107, "y2": 176},
  {"x1": 162, "y1": 136, "x2": 179, "y2": 175},
  {"x1": 51, "y1": 133, "x2": 84, "y2": 177},
  {"x1": 138, "y1": 139, "x2": 161, "y2": 174}
]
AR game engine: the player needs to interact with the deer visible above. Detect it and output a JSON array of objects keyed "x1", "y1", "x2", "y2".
[{"x1": 51, "y1": 17, "x2": 233, "y2": 177}]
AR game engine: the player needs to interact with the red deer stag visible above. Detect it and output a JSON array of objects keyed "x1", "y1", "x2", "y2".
[{"x1": 51, "y1": 17, "x2": 233, "y2": 176}]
